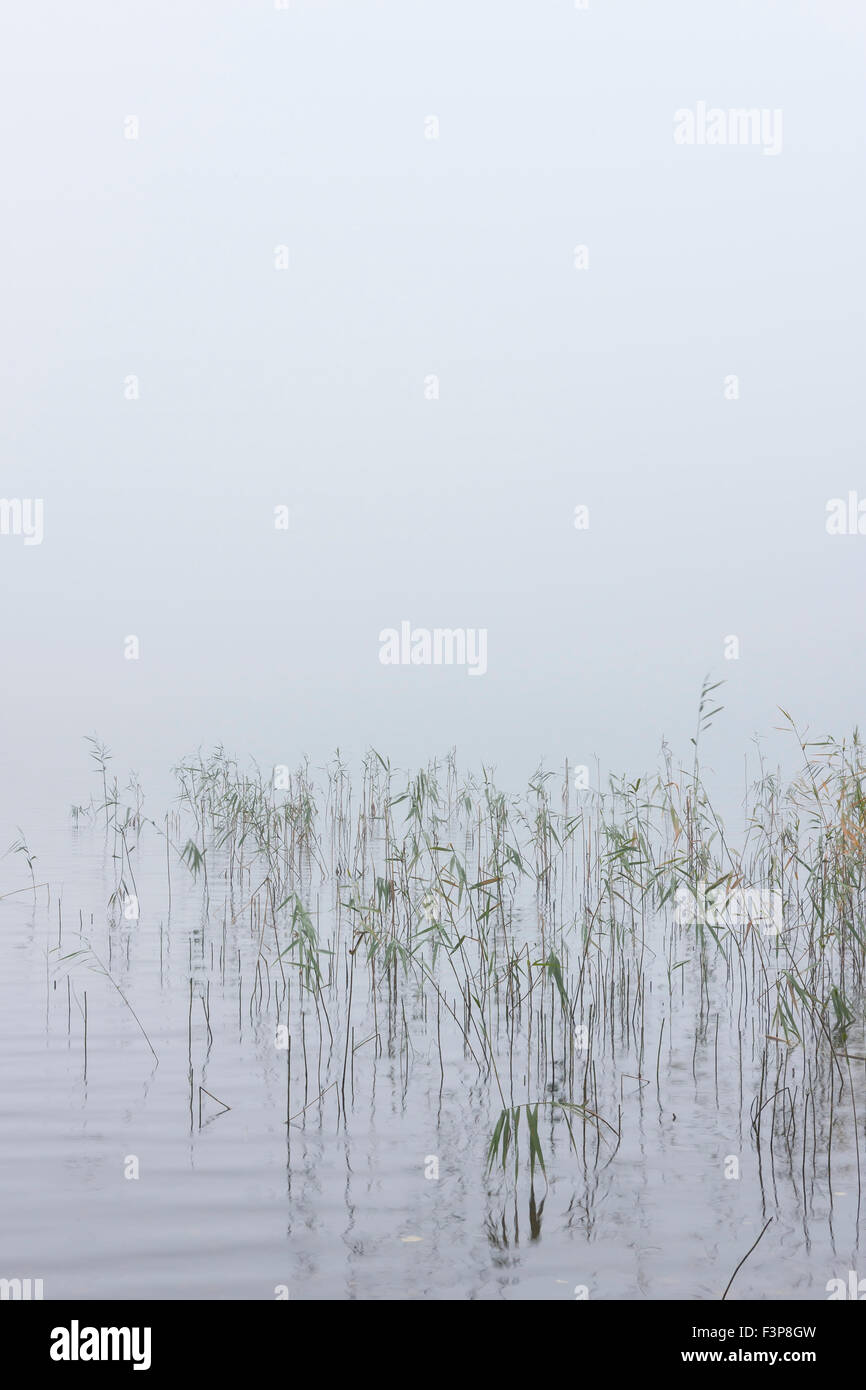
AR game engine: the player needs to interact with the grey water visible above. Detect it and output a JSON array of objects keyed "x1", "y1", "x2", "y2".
[{"x1": 1, "y1": 779, "x2": 863, "y2": 1303}]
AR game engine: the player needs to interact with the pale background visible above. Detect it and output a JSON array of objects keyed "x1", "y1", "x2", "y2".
[{"x1": 1, "y1": 0, "x2": 864, "y2": 824}]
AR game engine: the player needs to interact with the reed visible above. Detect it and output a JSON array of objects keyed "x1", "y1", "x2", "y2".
[{"x1": 45, "y1": 703, "x2": 866, "y2": 1230}]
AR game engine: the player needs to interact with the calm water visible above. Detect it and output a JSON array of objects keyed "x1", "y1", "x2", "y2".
[{"x1": 1, "y1": 787, "x2": 863, "y2": 1303}]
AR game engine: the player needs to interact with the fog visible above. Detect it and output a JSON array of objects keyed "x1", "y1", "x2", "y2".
[{"x1": 1, "y1": 0, "x2": 864, "y2": 819}]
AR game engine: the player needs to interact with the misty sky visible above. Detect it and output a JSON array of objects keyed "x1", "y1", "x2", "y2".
[{"x1": 1, "y1": 0, "x2": 864, "y2": 822}]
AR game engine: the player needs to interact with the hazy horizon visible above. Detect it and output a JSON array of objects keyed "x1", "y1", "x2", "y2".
[{"x1": 2, "y1": 0, "x2": 864, "y2": 816}]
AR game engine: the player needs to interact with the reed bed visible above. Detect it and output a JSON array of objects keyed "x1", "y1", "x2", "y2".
[{"x1": 47, "y1": 703, "x2": 866, "y2": 1248}]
